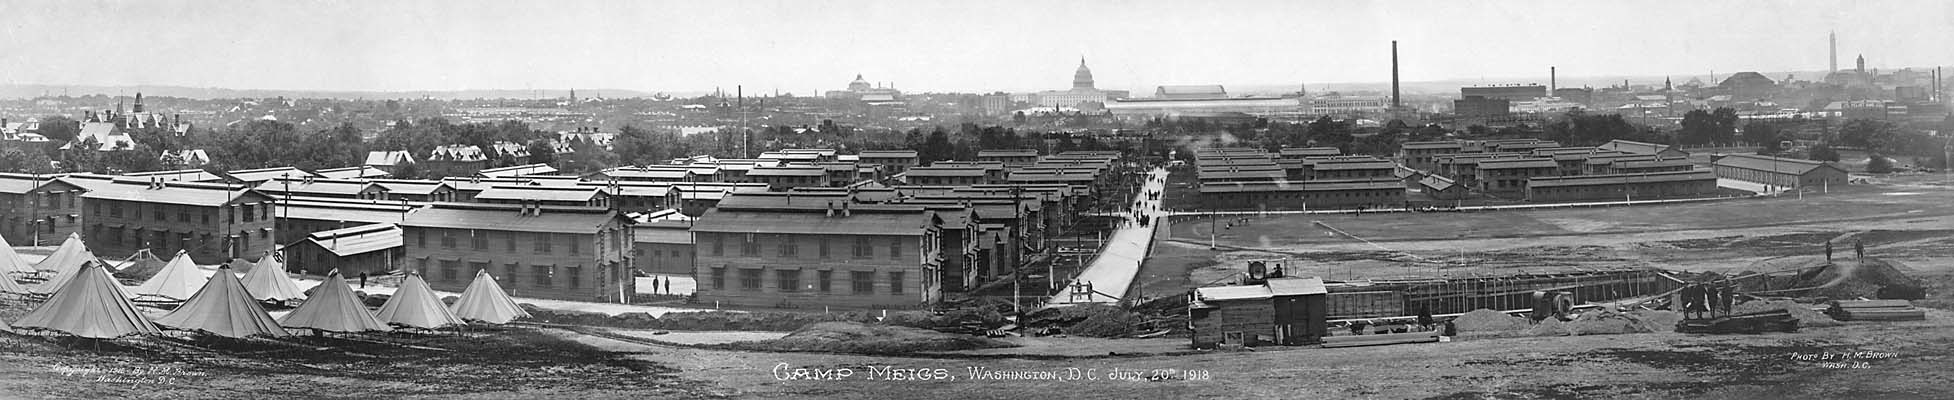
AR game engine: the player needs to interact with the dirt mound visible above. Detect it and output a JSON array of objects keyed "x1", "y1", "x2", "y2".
[
  {"x1": 1627, "y1": 310, "x2": 1683, "y2": 333},
  {"x1": 1452, "y1": 309, "x2": 1528, "y2": 333},
  {"x1": 1564, "y1": 309, "x2": 1646, "y2": 335},
  {"x1": 1067, "y1": 311, "x2": 1138, "y2": 337},
  {"x1": 730, "y1": 321, "x2": 1017, "y2": 354},
  {"x1": 1733, "y1": 300, "x2": 1840, "y2": 327},
  {"x1": 1523, "y1": 318, "x2": 1572, "y2": 336},
  {"x1": 1788, "y1": 259, "x2": 1924, "y2": 300}
]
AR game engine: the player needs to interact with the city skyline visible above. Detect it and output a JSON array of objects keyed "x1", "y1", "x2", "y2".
[{"x1": 0, "y1": 0, "x2": 1949, "y2": 95}]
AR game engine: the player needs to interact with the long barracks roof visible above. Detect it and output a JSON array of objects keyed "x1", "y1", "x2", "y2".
[
  {"x1": 905, "y1": 167, "x2": 990, "y2": 177},
  {"x1": 1419, "y1": 174, "x2": 1459, "y2": 191},
  {"x1": 400, "y1": 203, "x2": 621, "y2": 234},
  {"x1": 473, "y1": 186, "x2": 606, "y2": 202},
  {"x1": 226, "y1": 167, "x2": 318, "y2": 183},
  {"x1": 0, "y1": 173, "x2": 82, "y2": 194},
  {"x1": 368, "y1": 179, "x2": 453, "y2": 195},
  {"x1": 278, "y1": 198, "x2": 419, "y2": 223},
  {"x1": 1310, "y1": 160, "x2": 1398, "y2": 170},
  {"x1": 1401, "y1": 141, "x2": 1464, "y2": 150},
  {"x1": 78, "y1": 179, "x2": 273, "y2": 206},
  {"x1": 1198, "y1": 179, "x2": 1402, "y2": 193},
  {"x1": 745, "y1": 166, "x2": 827, "y2": 177},
  {"x1": 1712, "y1": 154, "x2": 1843, "y2": 175},
  {"x1": 254, "y1": 178, "x2": 378, "y2": 197},
  {"x1": 1278, "y1": 147, "x2": 1341, "y2": 157},
  {"x1": 690, "y1": 208, "x2": 933, "y2": 236},
  {"x1": 1597, "y1": 139, "x2": 1683, "y2": 156},
  {"x1": 122, "y1": 169, "x2": 223, "y2": 182},
  {"x1": 575, "y1": 181, "x2": 673, "y2": 197},
  {"x1": 1476, "y1": 159, "x2": 1561, "y2": 170},
  {"x1": 1197, "y1": 170, "x2": 1286, "y2": 181},
  {"x1": 314, "y1": 166, "x2": 391, "y2": 180},
  {"x1": 477, "y1": 163, "x2": 559, "y2": 178},
  {"x1": 1527, "y1": 171, "x2": 1715, "y2": 188},
  {"x1": 857, "y1": 150, "x2": 919, "y2": 158},
  {"x1": 976, "y1": 149, "x2": 1040, "y2": 157},
  {"x1": 1610, "y1": 159, "x2": 1696, "y2": 169}
]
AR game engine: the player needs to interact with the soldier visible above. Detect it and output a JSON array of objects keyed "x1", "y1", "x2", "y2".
[
  {"x1": 1855, "y1": 240, "x2": 1865, "y2": 259},
  {"x1": 1825, "y1": 241, "x2": 1834, "y2": 261}
]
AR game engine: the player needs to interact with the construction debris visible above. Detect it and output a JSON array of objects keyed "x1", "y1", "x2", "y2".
[
  {"x1": 1676, "y1": 309, "x2": 1799, "y2": 334},
  {"x1": 1827, "y1": 299, "x2": 1926, "y2": 321}
]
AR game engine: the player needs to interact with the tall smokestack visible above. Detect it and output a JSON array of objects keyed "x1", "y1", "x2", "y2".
[
  {"x1": 1829, "y1": 31, "x2": 1838, "y2": 73},
  {"x1": 1391, "y1": 40, "x2": 1401, "y2": 109},
  {"x1": 1550, "y1": 67, "x2": 1557, "y2": 92}
]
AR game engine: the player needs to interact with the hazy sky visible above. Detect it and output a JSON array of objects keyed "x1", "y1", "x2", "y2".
[{"x1": 1, "y1": 0, "x2": 1949, "y2": 94}]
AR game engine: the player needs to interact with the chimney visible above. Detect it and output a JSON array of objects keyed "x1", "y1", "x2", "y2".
[
  {"x1": 1550, "y1": 67, "x2": 1557, "y2": 92},
  {"x1": 842, "y1": 202, "x2": 851, "y2": 217},
  {"x1": 826, "y1": 201, "x2": 836, "y2": 217},
  {"x1": 1391, "y1": 40, "x2": 1401, "y2": 109},
  {"x1": 1829, "y1": 31, "x2": 1838, "y2": 73}
]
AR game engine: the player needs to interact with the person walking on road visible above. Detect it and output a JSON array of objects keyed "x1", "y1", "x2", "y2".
[
  {"x1": 1825, "y1": 241, "x2": 1834, "y2": 261},
  {"x1": 1855, "y1": 240, "x2": 1865, "y2": 259}
]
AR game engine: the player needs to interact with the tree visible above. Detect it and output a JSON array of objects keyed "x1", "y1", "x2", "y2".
[
  {"x1": 527, "y1": 138, "x2": 557, "y2": 166},
  {"x1": 36, "y1": 116, "x2": 79, "y2": 143},
  {"x1": 0, "y1": 148, "x2": 55, "y2": 173},
  {"x1": 1808, "y1": 144, "x2": 1841, "y2": 162},
  {"x1": 1742, "y1": 121, "x2": 1783, "y2": 151},
  {"x1": 1866, "y1": 153, "x2": 1894, "y2": 173},
  {"x1": 1838, "y1": 119, "x2": 1898, "y2": 153}
]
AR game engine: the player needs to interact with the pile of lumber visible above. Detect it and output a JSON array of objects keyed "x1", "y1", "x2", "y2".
[
  {"x1": 1321, "y1": 330, "x2": 1440, "y2": 348},
  {"x1": 1676, "y1": 309, "x2": 1799, "y2": 334},
  {"x1": 1827, "y1": 300, "x2": 1926, "y2": 321}
]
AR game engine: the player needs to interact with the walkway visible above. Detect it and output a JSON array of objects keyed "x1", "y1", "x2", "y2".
[{"x1": 1043, "y1": 167, "x2": 1169, "y2": 307}]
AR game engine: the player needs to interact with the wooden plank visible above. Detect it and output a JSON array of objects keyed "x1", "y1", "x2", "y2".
[{"x1": 1321, "y1": 331, "x2": 1440, "y2": 348}]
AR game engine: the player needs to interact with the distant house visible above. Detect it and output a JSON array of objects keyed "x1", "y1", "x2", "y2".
[
  {"x1": 159, "y1": 149, "x2": 212, "y2": 169},
  {"x1": 425, "y1": 145, "x2": 487, "y2": 178},
  {"x1": 363, "y1": 151, "x2": 417, "y2": 175}
]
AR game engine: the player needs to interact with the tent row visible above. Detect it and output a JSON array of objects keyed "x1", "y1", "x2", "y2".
[{"x1": 3, "y1": 234, "x2": 529, "y2": 340}]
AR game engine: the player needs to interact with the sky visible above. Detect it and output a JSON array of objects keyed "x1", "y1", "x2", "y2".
[{"x1": 1, "y1": 0, "x2": 1949, "y2": 95}]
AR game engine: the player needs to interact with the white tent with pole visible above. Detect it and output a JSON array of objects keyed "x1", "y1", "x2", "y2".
[
  {"x1": 240, "y1": 251, "x2": 305, "y2": 302},
  {"x1": 12, "y1": 263, "x2": 160, "y2": 339},
  {"x1": 279, "y1": 271, "x2": 391, "y2": 333},
  {"x1": 450, "y1": 270, "x2": 530, "y2": 324},
  {"x1": 30, "y1": 233, "x2": 100, "y2": 295},
  {"x1": 374, "y1": 273, "x2": 462, "y2": 329},
  {"x1": 130, "y1": 250, "x2": 209, "y2": 301},
  {"x1": 0, "y1": 234, "x2": 36, "y2": 275},
  {"x1": 154, "y1": 265, "x2": 292, "y2": 338}
]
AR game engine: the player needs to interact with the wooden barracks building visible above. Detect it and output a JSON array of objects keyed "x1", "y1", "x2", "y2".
[
  {"x1": 67, "y1": 175, "x2": 278, "y2": 264},
  {"x1": 0, "y1": 173, "x2": 85, "y2": 246},
  {"x1": 400, "y1": 202, "x2": 635, "y2": 303},
  {"x1": 690, "y1": 198, "x2": 958, "y2": 309}
]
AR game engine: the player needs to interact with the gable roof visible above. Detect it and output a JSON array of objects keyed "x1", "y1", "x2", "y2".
[
  {"x1": 473, "y1": 185, "x2": 606, "y2": 202},
  {"x1": 0, "y1": 173, "x2": 85, "y2": 195},
  {"x1": 478, "y1": 163, "x2": 558, "y2": 178},
  {"x1": 400, "y1": 203, "x2": 621, "y2": 234},
  {"x1": 1712, "y1": 154, "x2": 1843, "y2": 175},
  {"x1": 226, "y1": 167, "x2": 318, "y2": 183},
  {"x1": 364, "y1": 150, "x2": 416, "y2": 166},
  {"x1": 304, "y1": 223, "x2": 403, "y2": 257},
  {"x1": 315, "y1": 166, "x2": 391, "y2": 180},
  {"x1": 1598, "y1": 139, "x2": 1685, "y2": 156},
  {"x1": 691, "y1": 208, "x2": 933, "y2": 236},
  {"x1": 79, "y1": 179, "x2": 274, "y2": 206}
]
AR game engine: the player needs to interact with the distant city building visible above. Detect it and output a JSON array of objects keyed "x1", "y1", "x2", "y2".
[
  {"x1": 1452, "y1": 96, "x2": 1511, "y2": 118},
  {"x1": 1030, "y1": 58, "x2": 1129, "y2": 108},
  {"x1": 1309, "y1": 96, "x2": 1390, "y2": 117},
  {"x1": 825, "y1": 74, "x2": 903, "y2": 102},
  {"x1": 1716, "y1": 72, "x2": 1778, "y2": 99},
  {"x1": 1461, "y1": 85, "x2": 1547, "y2": 102}
]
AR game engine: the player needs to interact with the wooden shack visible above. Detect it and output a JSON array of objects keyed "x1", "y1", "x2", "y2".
[{"x1": 1189, "y1": 277, "x2": 1327, "y2": 348}]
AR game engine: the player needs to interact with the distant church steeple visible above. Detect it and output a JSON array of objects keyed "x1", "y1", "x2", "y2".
[
  {"x1": 133, "y1": 92, "x2": 145, "y2": 113},
  {"x1": 1856, "y1": 54, "x2": 1866, "y2": 74}
]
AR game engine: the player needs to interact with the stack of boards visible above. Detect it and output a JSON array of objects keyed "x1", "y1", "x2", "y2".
[{"x1": 1827, "y1": 300, "x2": 1926, "y2": 321}]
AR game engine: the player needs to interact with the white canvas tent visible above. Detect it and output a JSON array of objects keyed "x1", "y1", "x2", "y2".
[
  {"x1": 374, "y1": 273, "x2": 462, "y2": 329},
  {"x1": 450, "y1": 270, "x2": 530, "y2": 324},
  {"x1": 131, "y1": 250, "x2": 209, "y2": 301},
  {"x1": 240, "y1": 252, "x2": 305, "y2": 302},
  {"x1": 0, "y1": 234, "x2": 37, "y2": 275},
  {"x1": 0, "y1": 272, "x2": 27, "y2": 295},
  {"x1": 155, "y1": 266, "x2": 292, "y2": 338},
  {"x1": 279, "y1": 272, "x2": 391, "y2": 333},
  {"x1": 30, "y1": 233, "x2": 100, "y2": 295},
  {"x1": 12, "y1": 263, "x2": 160, "y2": 339}
]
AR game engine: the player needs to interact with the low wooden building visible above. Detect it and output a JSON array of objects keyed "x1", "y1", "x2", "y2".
[
  {"x1": 1190, "y1": 277, "x2": 1327, "y2": 348},
  {"x1": 1711, "y1": 154, "x2": 1849, "y2": 190},
  {"x1": 632, "y1": 219, "x2": 695, "y2": 275},
  {"x1": 1199, "y1": 180, "x2": 1405, "y2": 210},
  {"x1": 1525, "y1": 171, "x2": 1719, "y2": 202},
  {"x1": 285, "y1": 223, "x2": 402, "y2": 276}
]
